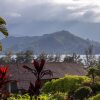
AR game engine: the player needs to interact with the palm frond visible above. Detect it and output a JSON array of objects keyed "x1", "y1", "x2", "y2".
[
  {"x1": 0, "y1": 17, "x2": 8, "y2": 37},
  {"x1": 0, "y1": 17, "x2": 6, "y2": 25},
  {"x1": 0, "y1": 42, "x2": 2, "y2": 51},
  {"x1": 0, "y1": 25, "x2": 8, "y2": 37}
]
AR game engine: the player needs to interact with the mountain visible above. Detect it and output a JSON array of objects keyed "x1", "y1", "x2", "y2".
[
  {"x1": 8, "y1": 20, "x2": 100, "y2": 42},
  {"x1": 1, "y1": 30, "x2": 100, "y2": 54}
]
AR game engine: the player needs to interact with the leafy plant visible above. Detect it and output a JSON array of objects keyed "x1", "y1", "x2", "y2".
[
  {"x1": 47, "y1": 92, "x2": 66, "y2": 100},
  {"x1": 75, "y1": 86, "x2": 92, "y2": 100},
  {"x1": 23, "y1": 59, "x2": 53, "y2": 98},
  {"x1": 0, "y1": 17, "x2": 8, "y2": 36},
  {"x1": 0, "y1": 66, "x2": 12, "y2": 99},
  {"x1": 8, "y1": 94, "x2": 22, "y2": 100},
  {"x1": 90, "y1": 82, "x2": 100, "y2": 94},
  {"x1": 87, "y1": 67, "x2": 97, "y2": 83},
  {"x1": 89, "y1": 93, "x2": 100, "y2": 100},
  {"x1": 22, "y1": 94, "x2": 30, "y2": 100},
  {"x1": 42, "y1": 75, "x2": 90, "y2": 93}
]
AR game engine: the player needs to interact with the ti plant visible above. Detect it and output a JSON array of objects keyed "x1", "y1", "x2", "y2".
[
  {"x1": 0, "y1": 17, "x2": 9, "y2": 51},
  {"x1": 23, "y1": 59, "x2": 53, "y2": 98},
  {"x1": 0, "y1": 66, "x2": 11, "y2": 99}
]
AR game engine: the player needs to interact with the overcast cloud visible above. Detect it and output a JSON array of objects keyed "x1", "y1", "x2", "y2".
[{"x1": 0, "y1": 0, "x2": 100, "y2": 41}]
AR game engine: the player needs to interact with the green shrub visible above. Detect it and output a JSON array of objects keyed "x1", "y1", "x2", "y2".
[
  {"x1": 8, "y1": 93, "x2": 67, "y2": 100},
  {"x1": 68, "y1": 89, "x2": 75, "y2": 99},
  {"x1": 22, "y1": 94, "x2": 30, "y2": 100},
  {"x1": 47, "y1": 93, "x2": 67, "y2": 100},
  {"x1": 42, "y1": 75, "x2": 90, "y2": 93},
  {"x1": 8, "y1": 94, "x2": 31, "y2": 100},
  {"x1": 8, "y1": 94, "x2": 22, "y2": 100},
  {"x1": 75, "y1": 86, "x2": 92, "y2": 100},
  {"x1": 90, "y1": 82, "x2": 100, "y2": 94},
  {"x1": 89, "y1": 93, "x2": 100, "y2": 100}
]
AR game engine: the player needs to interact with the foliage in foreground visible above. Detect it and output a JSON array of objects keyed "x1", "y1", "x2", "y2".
[
  {"x1": 23, "y1": 59, "x2": 52, "y2": 98},
  {"x1": 90, "y1": 82, "x2": 100, "y2": 94},
  {"x1": 74, "y1": 86, "x2": 92, "y2": 100},
  {"x1": 42, "y1": 75, "x2": 91, "y2": 93},
  {"x1": 8, "y1": 94, "x2": 30, "y2": 100},
  {"x1": 8, "y1": 93, "x2": 67, "y2": 100},
  {"x1": 0, "y1": 66, "x2": 12, "y2": 99},
  {"x1": 89, "y1": 93, "x2": 100, "y2": 100}
]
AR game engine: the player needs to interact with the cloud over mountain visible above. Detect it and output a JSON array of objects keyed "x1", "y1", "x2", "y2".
[{"x1": 0, "y1": 0, "x2": 100, "y2": 41}]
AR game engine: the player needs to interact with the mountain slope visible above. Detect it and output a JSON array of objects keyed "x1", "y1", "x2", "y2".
[{"x1": 1, "y1": 30, "x2": 100, "y2": 54}]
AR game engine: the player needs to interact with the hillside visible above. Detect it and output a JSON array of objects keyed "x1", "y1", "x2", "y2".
[{"x1": 1, "y1": 30, "x2": 100, "y2": 54}]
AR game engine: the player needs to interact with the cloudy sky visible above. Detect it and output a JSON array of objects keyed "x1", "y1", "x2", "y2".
[{"x1": 0, "y1": 0, "x2": 100, "y2": 41}]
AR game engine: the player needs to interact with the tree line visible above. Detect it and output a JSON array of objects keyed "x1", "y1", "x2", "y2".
[{"x1": 0, "y1": 46, "x2": 100, "y2": 66}]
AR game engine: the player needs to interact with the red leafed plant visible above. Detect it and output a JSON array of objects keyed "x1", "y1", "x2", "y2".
[
  {"x1": 0, "y1": 66, "x2": 8, "y2": 88},
  {"x1": 23, "y1": 59, "x2": 53, "y2": 98},
  {"x1": 0, "y1": 66, "x2": 11, "y2": 99}
]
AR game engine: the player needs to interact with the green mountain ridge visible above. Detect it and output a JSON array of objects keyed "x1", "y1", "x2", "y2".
[{"x1": 1, "y1": 30, "x2": 100, "y2": 54}]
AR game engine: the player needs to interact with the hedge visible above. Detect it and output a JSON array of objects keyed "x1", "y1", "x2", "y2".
[{"x1": 42, "y1": 75, "x2": 91, "y2": 93}]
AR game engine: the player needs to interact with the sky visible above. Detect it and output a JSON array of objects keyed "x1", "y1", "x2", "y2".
[{"x1": 0, "y1": 0, "x2": 100, "y2": 41}]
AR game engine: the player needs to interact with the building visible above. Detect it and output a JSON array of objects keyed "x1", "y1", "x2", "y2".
[{"x1": 6, "y1": 62, "x2": 87, "y2": 93}]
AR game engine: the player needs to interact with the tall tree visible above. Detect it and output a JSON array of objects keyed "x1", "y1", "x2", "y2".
[
  {"x1": 47, "y1": 54, "x2": 54, "y2": 62},
  {"x1": 87, "y1": 67, "x2": 97, "y2": 83},
  {"x1": 63, "y1": 53, "x2": 82, "y2": 64},
  {"x1": 84, "y1": 45, "x2": 96, "y2": 67},
  {"x1": 16, "y1": 50, "x2": 34, "y2": 64},
  {"x1": 54, "y1": 54, "x2": 61, "y2": 62},
  {"x1": 24, "y1": 50, "x2": 33, "y2": 63},
  {"x1": 37, "y1": 52, "x2": 47, "y2": 61}
]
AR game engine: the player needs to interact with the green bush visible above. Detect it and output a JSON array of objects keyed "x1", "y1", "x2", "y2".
[
  {"x1": 8, "y1": 94, "x2": 22, "y2": 100},
  {"x1": 8, "y1": 93, "x2": 67, "y2": 100},
  {"x1": 75, "y1": 86, "x2": 92, "y2": 100},
  {"x1": 47, "y1": 93, "x2": 67, "y2": 100},
  {"x1": 68, "y1": 89, "x2": 75, "y2": 99},
  {"x1": 89, "y1": 93, "x2": 100, "y2": 100},
  {"x1": 90, "y1": 82, "x2": 100, "y2": 94},
  {"x1": 8, "y1": 94, "x2": 31, "y2": 100},
  {"x1": 22, "y1": 94, "x2": 30, "y2": 100},
  {"x1": 42, "y1": 75, "x2": 90, "y2": 93}
]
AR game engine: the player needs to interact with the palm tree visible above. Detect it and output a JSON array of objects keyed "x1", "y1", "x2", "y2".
[
  {"x1": 0, "y1": 17, "x2": 8, "y2": 36},
  {"x1": 0, "y1": 17, "x2": 8, "y2": 51}
]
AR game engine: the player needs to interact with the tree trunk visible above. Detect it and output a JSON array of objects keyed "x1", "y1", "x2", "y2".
[
  {"x1": 30, "y1": 96, "x2": 32, "y2": 100},
  {"x1": 92, "y1": 74, "x2": 95, "y2": 84}
]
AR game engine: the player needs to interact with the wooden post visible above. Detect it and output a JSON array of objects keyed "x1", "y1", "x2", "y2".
[{"x1": 8, "y1": 82, "x2": 11, "y2": 93}]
